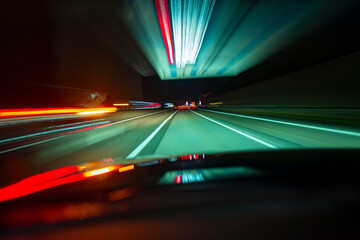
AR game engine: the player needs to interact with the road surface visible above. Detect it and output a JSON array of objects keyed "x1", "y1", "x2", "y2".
[{"x1": 1, "y1": 108, "x2": 360, "y2": 186}]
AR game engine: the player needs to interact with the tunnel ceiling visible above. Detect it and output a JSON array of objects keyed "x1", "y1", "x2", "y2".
[
  {"x1": 119, "y1": 0, "x2": 360, "y2": 80},
  {"x1": 55, "y1": 0, "x2": 360, "y2": 82}
]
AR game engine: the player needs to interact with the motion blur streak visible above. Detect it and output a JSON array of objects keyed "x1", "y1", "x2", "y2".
[
  {"x1": 0, "y1": 107, "x2": 117, "y2": 118},
  {"x1": 175, "y1": 175, "x2": 182, "y2": 184},
  {"x1": 155, "y1": 0, "x2": 175, "y2": 64},
  {"x1": 113, "y1": 103, "x2": 129, "y2": 106},
  {"x1": 0, "y1": 121, "x2": 110, "y2": 144},
  {"x1": 76, "y1": 110, "x2": 113, "y2": 115},
  {"x1": 45, "y1": 119, "x2": 106, "y2": 129},
  {"x1": 118, "y1": 164, "x2": 135, "y2": 173},
  {"x1": 0, "y1": 115, "x2": 82, "y2": 127},
  {"x1": 126, "y1": 110, "x2": 178, "y2": 159},
  {"x1": 0, "y1": 166, "x2": 82, "y2": 190},
  {"x1": 83, "y1": 166, "x2": 119, "y2": 178},
  {"x1": 0, "y1": 166, "x2": 85, "y2": 202},
  {"x1": 191, "y1": 110, "x2": 278, "y2": 149},
  {"x1": 0, "y1": 165, "x2": 121, "y2": 202},
  {"x1": 202, "y1": 109, "x2": 360, "y2": 137},
  {"x1": 170, "y1": 0, "x2": 216, "y2": 68},
  {"x1": 0, "y1": 110, "x2": 169, "y2": 155}
]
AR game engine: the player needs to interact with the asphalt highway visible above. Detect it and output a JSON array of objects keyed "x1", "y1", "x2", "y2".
[{"x1": 1, "y1": 108, "x2": 360, "y2": 186}]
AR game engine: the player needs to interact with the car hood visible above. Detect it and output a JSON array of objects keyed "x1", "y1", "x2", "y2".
[{"x1": 1, "y1": 149, "x2": 360, "y2": 229}]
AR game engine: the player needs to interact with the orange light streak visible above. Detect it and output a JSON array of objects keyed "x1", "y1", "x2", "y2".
[
  {"x1": 83, "y1": 166, "x2": 119, "y2": 178},
  {"x1": 118, "y1": 164, "x2": 135, "y2": 173},
  {"x1": 113, "y1": 103, "x2": 129, "y2": 106}
]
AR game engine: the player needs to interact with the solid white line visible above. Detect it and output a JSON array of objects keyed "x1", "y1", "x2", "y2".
[
  {"x1": 191, "y1": 110, "x2": 278, "y2": 149},
  {"x1": 126, "y1": 110, "x2": 178, "y2": 159},
  {"x1": 108, "y1": 110, "x2": 170, "y2": 126},
  {"x1": 0, "y1": 110, "x2": 171, "y2": 155},
  {"x1": 201, "y1": 109, "x2": 360, "y2": 137}
]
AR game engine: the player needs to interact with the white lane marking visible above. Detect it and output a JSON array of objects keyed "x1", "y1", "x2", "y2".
[
  {"x1": 191, "y1": 110, "x2": 278, "y2": 149},
  {"x1": 126, "y1": 111, "x2": 178, "y2": 159},
  {"x1": 106, "y1": 110, "x2": 170, "y2": 126},
  {"x1": 201, "y1": 109, "x2": 360, "y2": 137},
  {"x1": 0, "y1": 110, "x2": 171, "y2": 155}
]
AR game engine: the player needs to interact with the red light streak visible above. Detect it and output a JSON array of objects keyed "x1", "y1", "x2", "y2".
[
  {"x1": 0, "y1": 171, "x2": 86, "y2": 202},
  {"x1": 155, "y1": 0, "x2": 175, "y2": 65},
  {"x1": 0, "y1": 165, "x2": 121, "y2": 202},
  {"x1": 144, "y1": 104, "x2": 162, "y2": 108},
  {"x1": 181, "y1": 154, "x2": 201, "y2": 160},
  {"x1": 175, "y1": 175, "x2": 182, "y2": 184},
  {"x1": 0, "y1": 107, "x2": 117, "y2": 118},
  {"x1": 2, "y1": 166, "x2": 83, "y2": 189}
]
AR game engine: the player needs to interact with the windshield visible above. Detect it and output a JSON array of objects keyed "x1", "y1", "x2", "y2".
[{"x1": 1, "y1": 0, "x2": 360, "y2": 193}]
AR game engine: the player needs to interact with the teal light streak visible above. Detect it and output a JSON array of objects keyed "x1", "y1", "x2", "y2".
[
  {"x1": 0, "y1": 110, "x2": 171, "y2": 155},
  {"x1": 0, "y1": 121, "x2": 111, "y2": 144},
  {"x1": 45, "y1": 119, "x2": 106, "y2": 129}
]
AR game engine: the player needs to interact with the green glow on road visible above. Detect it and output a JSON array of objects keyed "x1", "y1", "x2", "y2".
[
  {"x1": 126, "y1": 111, "x2": 178, "y2": 159},
  {"x1": 202, "y1": 109, "x2": 360, "y2": 137},
  {"x1": 191, "y1": 110, "x2": 278, "y2": 149},
  {"x1": 0, "y1": 110, "x2": 170, "y2": 155}
]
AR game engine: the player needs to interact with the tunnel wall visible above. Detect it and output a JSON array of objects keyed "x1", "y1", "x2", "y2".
[
  {"x1": 0, "y1": 81, "x2": 111, "y2": 109},
  {"x1": 209, "y1": 52, "x2": 360, "y2": 108},
  {"x1": 0, "y1": 1, "x2": 143, "y2": 109},
  {"x1": 51, "y1": 2, "x2": 143, "y2": 102}
]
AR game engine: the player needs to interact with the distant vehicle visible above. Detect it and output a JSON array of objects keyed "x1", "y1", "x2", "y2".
[
  {"x1": 177, "y1": 105, "x2": 190, "y2": 110},
  {"x1": 164, "y1": 103, "x2": 174, "y2": 108}
]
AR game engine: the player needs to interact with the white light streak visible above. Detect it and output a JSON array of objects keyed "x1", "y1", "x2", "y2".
[{"x1": 170, "y1": 0, "x2": 216, "y2": 68}]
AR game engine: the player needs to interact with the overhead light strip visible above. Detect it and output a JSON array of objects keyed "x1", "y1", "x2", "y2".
[{"x1": 170, "y1": 0, "x2": 216, "y2": 68}]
